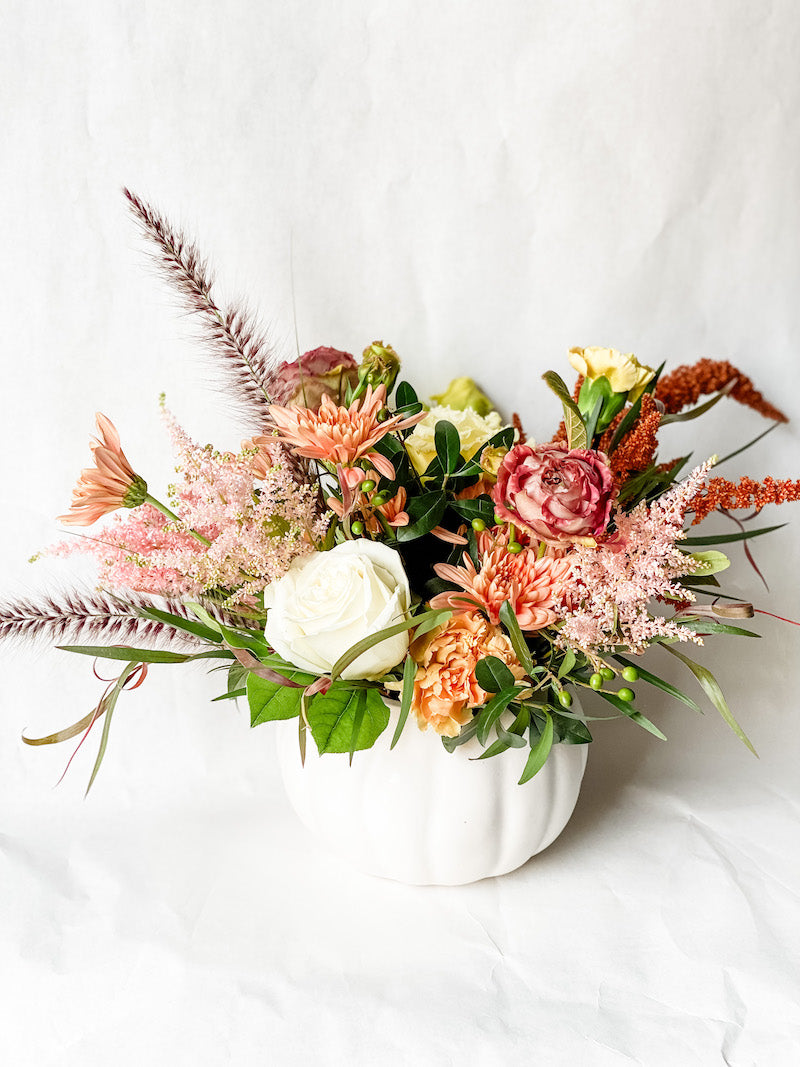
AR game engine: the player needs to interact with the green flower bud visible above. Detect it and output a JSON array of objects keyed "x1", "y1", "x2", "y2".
[
  {"x1": 360, "y1": 341, "x2": 401, "y2": 393},
  {"x1": 430, "y1": 376, "x2": 496, "y2": 417}
]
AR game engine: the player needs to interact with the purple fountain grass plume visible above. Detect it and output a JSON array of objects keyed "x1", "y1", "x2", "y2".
[
  {"x1": 0, "y1": 589, "x2": 257, "y2": 649},
  {"x1": 123, "y1": 187, "x2": 280, "y2": 428}
]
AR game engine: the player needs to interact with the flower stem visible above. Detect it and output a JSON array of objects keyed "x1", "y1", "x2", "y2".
[{"x1": 144, "y1": 494, "x2": 212, "y2": 546}]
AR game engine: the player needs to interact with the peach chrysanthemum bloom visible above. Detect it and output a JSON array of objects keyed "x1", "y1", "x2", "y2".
[
  {"x1": 430, "y1": 529, "x2": 572, "y2": 632},
  {"x1": 58, "y1": 413, "x2": 147, "y2": 526},
  {"x1": 269, "y1": 384, "x2": 424, "y2": 481},
  {"x1": 411, "y1": 613, "x2": 524, "y2": 736}
]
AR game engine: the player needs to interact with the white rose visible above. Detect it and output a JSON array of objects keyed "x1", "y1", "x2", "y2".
[
  {"x1": 404, "y1": 405, "x2": 504, "y2": 475},
  {"x1": 264, "y1": 539, "x2": 411, "y2": 680}
]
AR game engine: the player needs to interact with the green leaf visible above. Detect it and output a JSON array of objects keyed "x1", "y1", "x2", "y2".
[
  {"x1": 597, "y1": 691, "x2": 667, "y2": 740},
  {"x1": 329, "y1": 608, "x2": 450, "y2": 681},
  {"x1": 306, "y1": 685, "x2": 390, "y2": 754},
  {"x1": 675, "y1": 620, "x2": 760, "y2": 639},
  {"x1": 476, "y1": 687, "x2": 520, "y2": 746},
  {"x1": 434, "y1": 419, "x2": 462, "y2": 475},
  {"x1": 659, "y1": 379, "x2": 737, "y2": 425},
  {"x1": 395, "y1": 491, "x2": 448, "y2": 541},
  {"x1": 612, "y1": 655, "x2": 702, "y2": 713},
  {"x1": 85, "y1": 662, "x2": 140, "y2": 795},
  {"x1": 247, "y1": 672, "x2": 306, "y2": 725},
  {"x1": 390, "y1": 655, "x2": 417, "y2": 749},
  {"x1": 211, "y1": 688, "x2": 247, "y2": 702},
  {"x1": 498, "y1": 601, "x2": 535, "y2": 676},
  {"x1": 582, "y1": 393, "x2": 605, "y2": 444},
  {"x1": 474, "y1": 655, "x2": 517, "y2": 693},
  {"x1": 557, "y1": 649, "x2": 577, "y2": 679},
  {"x1": 138, "y1": 605, "x2": 223, "y2": 644},
  {"x1": 715, "y1": 422, "x2": 779, "y2": 467},
  {"x1": 661, "y1": 645, "x2": 757, "y2": 755},
  {"x1": 541, "y1": 371, "x2": 587, "y2": 449},
  {"x1": 441, "y1": 716, "x2": 480, "y2": 752},
  {"x1": 476, "y1": 706, "x2": 528, "y2": 759},
  {"x1": 681, "y1": 523, "x2": 786, "y2": 546},
  {"x1": 607, "y1": 394, "x2": 643, "y2": 454},
  {"x1": 519, "y1": 711, "x2": 554, "y2": 784},
  {"x1": 449, "y1": 495, "x2": 496, "y2": 525},
  {"x1": 684, "y1": 550, "x2": 731, "y2": 576},
  {"x1": 551, "y1": 712, "x2": 593, "y2": 744},
  {"x1": 56, "y1": 644, "x2": 216, "y2": 664}
]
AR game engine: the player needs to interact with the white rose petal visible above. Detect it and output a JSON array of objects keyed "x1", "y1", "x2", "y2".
[{"x1": 264, "y1": 540, "x2": 412, "y2": 680}]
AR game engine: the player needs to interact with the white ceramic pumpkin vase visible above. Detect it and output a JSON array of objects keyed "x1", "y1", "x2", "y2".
[{"x1": 275, "y1": 701, "x2": 588, "y2": 885}]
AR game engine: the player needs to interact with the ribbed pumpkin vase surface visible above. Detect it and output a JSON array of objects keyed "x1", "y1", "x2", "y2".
[{"x1": 276, "y1": 703, "x2": 588, "y2": 886}]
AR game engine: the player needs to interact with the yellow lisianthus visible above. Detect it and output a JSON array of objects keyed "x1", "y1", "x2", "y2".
[{"x1": 568, "y1": 346, "x2": 656, "y2": 404}]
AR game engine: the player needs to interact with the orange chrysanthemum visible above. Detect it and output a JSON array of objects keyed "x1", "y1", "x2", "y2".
[
  {"x1": 411, "y1": 612, "x2": 524, "y2": 736},
  {"x1": 58, "y1": 413, "x2": 147, "y2": 526},
  {"x1": 269, "y1": 384, "x2": 424, "y2": 481},
  {"x1": 430, "y1": 530, "x2": 572, "y2": 632}
]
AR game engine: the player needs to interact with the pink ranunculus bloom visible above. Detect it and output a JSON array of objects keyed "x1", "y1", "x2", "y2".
[
  {"x1": 268, "y1": 346, "x2": 359, "y2": 409},
  {"x1": 493, "y1": 443, "x2": 616, "y2": 545}
]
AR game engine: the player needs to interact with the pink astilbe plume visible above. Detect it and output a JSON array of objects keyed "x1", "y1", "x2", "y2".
[
  {"x1": 558, "y1": 459, "x2": 717, "y2": 654},
  {"x1": 430, "y1": 528, "x2": 572, "y2": 632},
  {"x1": 52, "y1": 408, "x2": 329, "y2": 606}
]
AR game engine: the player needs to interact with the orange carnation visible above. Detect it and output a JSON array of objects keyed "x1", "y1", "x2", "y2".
[{"x1": 410, "y1": 613, "x2": 525, "y2": 737}]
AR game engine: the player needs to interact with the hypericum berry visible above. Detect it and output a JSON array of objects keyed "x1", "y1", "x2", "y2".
[
  {"x1": 558, "y1": 690, "x2": 573, "y2": 708},
  {"x1": 471, "y1": 518, "x2": 486, "y2": 532},
  {"x1": 621, "y1": 665, "x2": 639, "y2": 682},
  {"x1": 600, "y1": 667, "x2": 615, "y2": 681},
  {"x1": 350, "y1": 520, "x2": 365, "y2": 536},
  {"x1": 507, "y1": 541, "x2": 523, "y2": 554},
  {"x1": 617, "y1": 687, "x2": 635, "y2": 702},
  {"x1": 372, "y1": 492, "x2": 388, "y2": 506},
  {"x1": 589, "y1": 673, "x2": 603, "y2": 690},
  {"x1": 493, "y1": 511, "x2": 505, "y2": 525},
  {"x1": 360, "y1": 479, "x2": 376, "y2": 493}
]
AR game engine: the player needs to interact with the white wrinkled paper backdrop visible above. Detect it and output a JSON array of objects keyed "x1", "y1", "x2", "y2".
[{"x1": 2, "y1": 2, "x2": 799, "y2": 1064}]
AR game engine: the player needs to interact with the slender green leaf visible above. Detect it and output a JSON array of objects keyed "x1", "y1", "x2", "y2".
[
  {"x1": 56, "y1": 644, "x2": 212, "y2": 664},
  {"x1": 597, "y1": 691, "x2": 667, "y2": 740},
  {"x1": 85, "y1": 662, "x2": 139, "y2": 795},
  {"x1": 212, "y1": 688, "x2": 247, "y2": 702},
  {"x1": 476, "y1": 687, "x2": 520, "y2": 746},
  {"x1": 391, "y1": 655, "x2": 417, "y2": 749},
  {"x1": 612, "y1": 655, "x2": 702, "y2": 713},
  {"x1": 715, "y1": 422, "x2": 779, "y2": 467},
  {"x1": 661, "y1": 645, "x2": 756, "y2": 754},
  {"x1": 519, "y1": 711, "x2": 554, "y2": 784},
  {"x1": 675, "y1": 620, "x2": 759, "y2": 638},
  {"x1": 138, "y1": 606, "x2": 223, "y2": 644},
  {"x1": 582, "y1": 394, "x2": 605, "y2": 445},
  {"x1": 681, "y1": 523, "x2": 786, "y2": 546},
  {"x1": 498, "y1": 601, "x2": 535, "y2": 676},
  {"x1": 329, "y1": 608, "x2": 450, "y2": 681},
  {"x1": 441, "y1": 716, "x2": 480, "y2": 752},
  {"x1": 659, "y1": 379, "x2": 737, "y2": 425}
]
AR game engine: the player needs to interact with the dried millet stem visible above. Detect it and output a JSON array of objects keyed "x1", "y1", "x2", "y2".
[{"x1": 655, "y1": 359, "x2": 788, "y2": 423}]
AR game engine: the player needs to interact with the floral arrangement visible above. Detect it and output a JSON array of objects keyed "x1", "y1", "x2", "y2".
[{"x1": 4, "y1": 190, "x2": 800, "y2": 793}]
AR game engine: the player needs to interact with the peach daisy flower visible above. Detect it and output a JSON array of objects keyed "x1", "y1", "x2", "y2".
[
  {"x1": 269, "y1": 384, "x2": 424, "y2": 481},
  {"x1": 430, "y1": 529, "x2": 572, "y2": 632},
  {"x1": 411, "y1": 613, "x2": 524, "y2": 736},
  {"x1": 58, "y1": 413, "x2": 147, "y2": 526}
]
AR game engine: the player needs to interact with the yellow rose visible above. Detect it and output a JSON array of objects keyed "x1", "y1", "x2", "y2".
[
  {"x1": 568, "y1": 346, "x2": 656, "y2": 403},
  {"x1": 404, "y1": 406, "x2": 504, "y2": 475}
]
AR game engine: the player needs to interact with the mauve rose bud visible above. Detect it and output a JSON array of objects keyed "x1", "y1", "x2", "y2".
[
  {"x1": 270, "y1": 347, "x2": 359, "y2": 409},
  {"x1": 493, "y1": 443, "x2": 616, "y2": 545}
]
